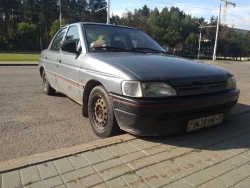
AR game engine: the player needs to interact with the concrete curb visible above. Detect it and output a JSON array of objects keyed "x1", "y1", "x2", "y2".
[{"x1": 0, "y1": 134, "x2": 136, "y2": 173}]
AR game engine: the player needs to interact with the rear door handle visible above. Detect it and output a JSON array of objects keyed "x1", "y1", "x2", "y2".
[{"x1": 57, "y1": 60, "x2": 61, "y2": 67}]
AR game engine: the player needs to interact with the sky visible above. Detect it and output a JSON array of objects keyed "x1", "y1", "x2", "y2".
[{"x1": 110, "y1": 0, "x2": 250, "y2": 30}]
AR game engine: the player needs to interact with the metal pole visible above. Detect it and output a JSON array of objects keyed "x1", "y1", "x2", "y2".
[
  {"x1": 213, "y1": 2, "x2": 221, "y2": 61},
  {"x1": 107, "y1": 0, "x2": 110, "y2": 24},
  {"x1": 60, "y1": 0, "x2": 62, "y2": 28},
  {"x1": 198, "y1": 27, "x2": 202, "y2": 60}
]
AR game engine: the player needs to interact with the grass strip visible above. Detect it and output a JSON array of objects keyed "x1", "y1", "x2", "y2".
[{"x1": 0, "y1": 54, "x2": 39, "y2": 62}]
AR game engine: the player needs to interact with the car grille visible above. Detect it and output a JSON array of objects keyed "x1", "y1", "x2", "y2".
[{"x1": 176, "y1": 83, "x2": 227, "y2": 96}]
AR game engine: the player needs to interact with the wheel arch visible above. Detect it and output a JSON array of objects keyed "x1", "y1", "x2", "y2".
[
  {"x1": 82, "y1": 80, "x2": 103, "y2": 117},
  {"x1": 39, "y1": 66, "x2": 44, "y2": 78}
]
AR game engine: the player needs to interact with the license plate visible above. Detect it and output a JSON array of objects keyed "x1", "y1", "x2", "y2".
[{"x1": 187, "y1": 114, "x2": 223, "y2": 132}]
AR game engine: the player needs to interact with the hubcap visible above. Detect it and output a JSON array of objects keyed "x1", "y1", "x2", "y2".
[
  {"x1": 43, "y1": 74, "x2": 47, "y2": 92},
  {"x1": 93, "y1": 98, "x2": 107, "y2": 130}
]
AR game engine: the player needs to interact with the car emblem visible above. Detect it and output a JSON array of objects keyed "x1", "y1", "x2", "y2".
[{"x1": 200, "y1": 86, "x2": 210, "y2": 92}]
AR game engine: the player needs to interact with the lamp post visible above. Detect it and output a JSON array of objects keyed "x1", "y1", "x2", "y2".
[
  {"x1": 107, "y1": 0, "x2": 110, "y2": 24},
  {"x1": 59, "y1": 0, "x2": 62, "y2": 28},
  {"x1": 95, "y1": 0, "x2": 110, "y2": 24},
  {"x1": 196, "y1": 21, "x2": 217, "y2": 60},
  {"x1": 213, "y1": 2, "x2": 221, "y2": 61},
  {"x1": 196, "y1": 21, "x2": 202, "y2": 60}
]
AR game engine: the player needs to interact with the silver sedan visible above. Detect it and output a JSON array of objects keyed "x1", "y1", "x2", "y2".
[{"x1": 39, "y1": 22, "x2": 240, "y2": 138}]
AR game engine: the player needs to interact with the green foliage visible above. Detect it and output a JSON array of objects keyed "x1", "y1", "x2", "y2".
[
  {"x1": 120, "y1": 5, "x2": 248, "y2": 59},
  {"x1": 243, "y1": 31, "x2": 250, "y2": 57},
  {"x1": 138, "y1": 5, "x2": 150, "y2": 17},
  {"x1": 49, "y1": 18, "x2": 67, "y2": 39},
  {"x1": 0, "y1": 1, "x2": 249, "y2": 59},
  {"x1": 17, "y1": 22, "x2": 37, "y2": 40},
  {"x1": 16, "y1": 22, "x2": 38, "y2": 51},
  {"x1": 111, "y1": 15, "x2": 121, "y2": 25},
  {"x1": 88, "y1": 0, "x2": 107, "y2": 23},
  {"x1": 229, "y1": 31, "x2": 244, "y2": 59},
  {"x1": 149, "y1": 7, "x2": 182, "y2": 50},
  {"x1": 185, "y1": 33, "x2": 197, "y2": 49},
  {"x1": 120, "y1": 8, "x2": 151, "y2": 35}
]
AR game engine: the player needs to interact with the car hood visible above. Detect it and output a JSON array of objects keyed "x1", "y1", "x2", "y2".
[{"x1": 92, "y1": 53, "x2": 232, "y2": 86}]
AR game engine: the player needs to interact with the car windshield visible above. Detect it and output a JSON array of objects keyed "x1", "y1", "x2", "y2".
[{"x1": 83, "y1": 24, "x2": 166, "y2": 53}]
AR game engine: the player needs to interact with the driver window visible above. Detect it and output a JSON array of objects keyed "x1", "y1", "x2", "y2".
[
  {"x1": 50, "y1": 28, "x2": 67, "y2": 51},
  {"x1": 65, "y1": 26, "x2": 81, "y2": 51}
]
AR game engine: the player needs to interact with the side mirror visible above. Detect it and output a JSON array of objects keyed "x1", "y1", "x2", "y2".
[{"x1": 61, "y1": 41, "x2": 79, "y2": 54}]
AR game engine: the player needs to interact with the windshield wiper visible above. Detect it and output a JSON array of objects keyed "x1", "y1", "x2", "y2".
[
  {"x1": 129, "y1": 47, "x2": 171, "y2": 54},
  {"x1": 90, "y1": 46, "x2": 172, "y2": 55},
  {"x1": 90, "y1": 46, "x2": 129, "y2": 52}
]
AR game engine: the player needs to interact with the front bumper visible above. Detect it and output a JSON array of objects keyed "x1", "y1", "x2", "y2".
[{"x1": 109, "y1": 89, "x2": 240, "y2": 136}]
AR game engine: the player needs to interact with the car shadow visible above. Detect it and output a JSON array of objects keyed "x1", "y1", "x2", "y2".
[
  {"x1": 230, "y1": 102, "x2": 250, "y2": 116},
  {"x1": 53, "y1": 92, "x2": 67, "y2": 97},
  {"x1": 132, "y1": 103, "x2": 250, "y2": 151}
]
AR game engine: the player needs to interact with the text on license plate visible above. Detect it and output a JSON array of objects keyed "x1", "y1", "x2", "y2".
[{"x1": 187, "y1": 114, "x2": 223, "y2": 132}]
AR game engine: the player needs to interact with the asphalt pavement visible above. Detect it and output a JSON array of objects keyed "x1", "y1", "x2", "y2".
[
  {"x1": 1, "y1": 61, "x2": 250, "y2": 188},
  {"x1": 0, "y1": 64, "x2": 100, "y2": 162}
]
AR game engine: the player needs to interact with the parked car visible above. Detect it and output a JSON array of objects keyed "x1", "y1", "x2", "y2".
[{"x1": 38, "y1": 22, "x2": 240, "y2": 138}]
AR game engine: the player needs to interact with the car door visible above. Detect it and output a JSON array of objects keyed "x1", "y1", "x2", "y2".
[
  {"x1": 57, "y1": 25, "x2": 83, "y2": 104},
  {"x1": 45, "y1": 27, "x2": 67, "y2": 91}
]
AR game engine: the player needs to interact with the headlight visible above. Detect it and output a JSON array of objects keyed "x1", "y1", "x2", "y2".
[
  {"x1": 142, "y1": 82, "x2": 177, "y2": 97},
  {"x1": 122, "y1": 81, "x2": 177, "y2": 97},
  {"x1": 122, "y1": 81, "x2": 143, "y2": 97},
  {"x1": 227, "y1": 76, "x2": 237, "y2": 90}
]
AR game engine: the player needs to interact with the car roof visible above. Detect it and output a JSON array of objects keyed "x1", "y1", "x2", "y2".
[{"x1": 63, "y1": 22, "x2": 139, "y2": 31}]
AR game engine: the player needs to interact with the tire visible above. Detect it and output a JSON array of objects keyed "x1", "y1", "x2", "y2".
[
  {"x1": 88, "y1": 86, "x2": 119, "y2": 138},
  {"x1": 42, "y1": 70, "x2": 55, "y2": 95}
]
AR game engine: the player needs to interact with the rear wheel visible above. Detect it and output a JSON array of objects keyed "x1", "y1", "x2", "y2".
[
  {"x1": 42, "y1": 70, "x2": 55, "y2": 95},
  {"x1": 88, "y1": 86, "x2": 119, "y2": 138}
]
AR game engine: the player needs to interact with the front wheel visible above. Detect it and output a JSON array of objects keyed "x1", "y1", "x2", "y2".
[
  {"x1": 42, "y1": 70, "x2": 55, "y2": 95},
  {"x1": 88, "y1": 86, "x2": 119, "y2": 138}
]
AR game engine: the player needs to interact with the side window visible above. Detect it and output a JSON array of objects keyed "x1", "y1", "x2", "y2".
[
  {"x1": 50, "y1": 28, "x2": 67, "y2": 51},
  {"x1": 64, "y1": 26, "x2": 81, "y2": 51}
]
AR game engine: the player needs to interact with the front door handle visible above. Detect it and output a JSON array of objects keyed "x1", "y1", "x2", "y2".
[{"x1": 57, "y1": 60, "x2": 61, "y2": 67}]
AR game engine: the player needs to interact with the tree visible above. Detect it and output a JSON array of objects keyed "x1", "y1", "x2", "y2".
[
  {"x1": 149, "y1": 8, "x2": 167, "y2": 46},
  {"x1": 228, "y1": 31, "x2": 244, "y2": 60},
  {"x1": 111, "y1": 14, "x2": 121, "y2": 25},
  {"x1": 17, "y1": 22, "x2": 37, "y2": 50},
  {"x1": 75, "y1": 0, "x2": 89, "y2": 21},
  {"x1": 88, "y1": 0, "x2": 107, "y2": 23},
  {"x1": 149, "y1": 7, "x2": 184, "y2": 52},
  {"x1": 0, "y1": 1, "x2": 249, "y2": 57},
  {"x1": 120, "y1": 7, "x2": 151, "y2": 35},
  {"x1": 138, "y1": 5, "x2": 150, "y2": 17},
  {"x1": 185, "y1": 33, "x2": 197, "y2": 54},
  {"x1": 49, "y1": 18, "x2": 67, "y2": 38},
  {"x1": 243, "y1": 31, "x2": 250, "y2": 60},
  {"x1": 217, "y1": 26, "x2": 230, "y2": 58}
]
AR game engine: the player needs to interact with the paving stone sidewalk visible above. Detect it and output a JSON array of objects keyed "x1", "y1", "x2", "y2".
[{"x1": 1, "y1": 112, "x2": 250, "y2": 188}]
